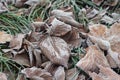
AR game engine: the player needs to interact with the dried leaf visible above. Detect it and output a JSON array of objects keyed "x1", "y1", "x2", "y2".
[
  {"x1": 106, "y1": 23, "x2": 120, "y2": 54},
  {"x1": 39, "y1": 36, "x2": 70, "y2": 68},
  {"x1": 105, "y1": 0, "x2": 118, "y2": 6},
  {"x1": 108, "y1": 49, "x2": 120, "y2": 68},
  {"x1": 89, "y1": 65, "x2": 120, "y2": 80},
  {"x1": 66, "y1": 68, "x2": 79, "y2": 80},
  {"x1": 9, "y1": 34, "x2": 25, "y2": 50},
  {"x1": 0, "y1": 2, "x2": 8, "y2": 13},
  {"x1": 50, "y1": 18, "x2": 72, "y2": 36},
  {"x1": 21, "y1": 67, "x2": 53, "y2": 80},
  {"x1": 86, "y1": 9, "x2": 99, "y2": 19},
  {"x1": 101, "y1": 15, "x2": 114, "y2": 25},
  {"x1": 89, "y1": 24, "x2": 108, "y2": 38},
  {"x1": 0, "y1": 72, "x2": 7, "y2": 80},
  {"x1": 61, "y1": 27, "x2": 81, "y2": 49},
  {"x1": 54, "y1": 66, "x2": 65, "y2": 80},
  {"x1": 51, "y1": 9, "x2": 84, "y2": 29},
  {"x1": 89, "y1": 35, "x2": 110, "y2": 50},
  {"x1": 92, "y1": 0, "x2": 103, "y2": 5},
  {"x1": 76, "y1": 45, "x2": 110, "y2": 73},
  {"x1": 12, "y1": 53, "x2": 30, "y2": 66},
  {"x1": 106, "y1": 53, "x2": 118, "y2": 68},
  {"x1": 32, "y1": 22, "x2": 46, "y2": 32},
  {"x1": 0, "y1": 31, "x2": 12, "y2": 43}
]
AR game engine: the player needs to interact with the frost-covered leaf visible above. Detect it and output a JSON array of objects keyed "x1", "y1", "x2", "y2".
[
  {"x1": 89, "y1": 65, "x2": 120, "y2": 80},
  {"x1": 0, "y1": 72, "x2": 7, "y2": 80},
  {"x1": 76, "y1": 45, "x2": 110, "y2": 73},
  {"x1": 51, "y1": 9, "x2": 84, "y2": 29},
  {"x1": 50, "y1": 18, "x2": 72, "y2": 36},
  {"x1": 54, "y1": 66, "x2": 65, "y2": 80},
  {"x1": 39, "y1": 36, "x2": 70, "y2": 68},
  {"x1": 0, "y1": 31, "x2": 12, "y2": 43},
  {"x1": 21, "y1": 67, "x2": 53, "y2": 80},
  {"x1": 9, "y1": 34, "x2": 25, "y2": 50}
]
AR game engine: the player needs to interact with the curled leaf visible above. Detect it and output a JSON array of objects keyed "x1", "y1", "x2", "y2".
[
  {"x1": 50, "y1": 18, "x2": 72, "y2": 36},
  {"x1": 51, "y1": 9, "x2": 84, "y2": 29},
  {"x1": 54, "y1": 66, "x2": 65, "y2": 80},
  {"x1": 89, "y1": 35, "x2": 110, "y2": 50},
  {"x1": 39, "y1": 36, "x2": 70, "y2": 68},
  {"x1": 76, "y1": 45, "x2": 110, "y2": 73},
  {"x1": 21, "y1": 67, "x2": 53, "y2": 80}
]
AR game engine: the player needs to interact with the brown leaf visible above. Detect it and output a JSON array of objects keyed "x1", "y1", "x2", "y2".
[
  {"x1": 0, "y1": 72, "x2": 7, "y2": 80},
  {"x1": 105, "y1": 0, "x2": 118, "y2": 6},
  {"x1": 106, "y1": 53, "x2": 118, "y2": 68},
  {"x1": 65, "y1": 68, "x2": 79, "y2": 80},
  {"x1": 88, "y1": 24, "x2": 108, "y2": 38},
  {"x1": 107, "y1": 49, "x2": 120, "y2": 68},
  {"x1": 89, "y1": 65, "x2": 120, "y2": 80},
  {"x1": 76, "y1": 45, "x2": 110, "y2": 73},
  {"x1": 89, "y1": 35, "x2": 110, "y2": 50},
  {"x1": 61, "y1": 27, "x2": 81, "y2": 49},
  {"x1": 0, "y1": 31, "x2": 12, "y2": 43},
  {"x1": 50, "y1": 18, "x2": 72, "y2": 36},
  {"x1": 54, "y1": 66, "x2": 65, "y2": 80},
  {"x1": 0, "y1": 2, "x2": 8, "y2": 13},
  {"x1": 92, "y1": 0, "x2": 103, "y2": 5},
  {"x1": 39, "y1": 36, "x2": 70, "y2": 68},
  {"x1": 51, "y1": 9, "x2": 84, "y2": 30},
  {"x1": 21, "y1": 67, "x2": 53, "y2": 80},
  {"x1": 12, "y1": 52, "x2": 30, "y2": 66},
  {"x1": 32, "y1": 22, "x2": 46, "y2": 32},
  {"x1": 106, "y1": 23, "x2": 120, "y2": 54},
  {"x1": 9, "y1": 34, "x2": 25, "y2": 50}
]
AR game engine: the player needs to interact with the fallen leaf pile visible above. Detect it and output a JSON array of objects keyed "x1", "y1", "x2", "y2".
[{"x1": 0, "y1": 0, "x2": 120, "y2": 80}]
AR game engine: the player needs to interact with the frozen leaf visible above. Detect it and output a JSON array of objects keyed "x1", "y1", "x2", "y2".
[
  {"x1": 12, "y1": 53, "x2": 30, "y2": 66},
  {"x1": 89, "y1": 35, "x2": 110, "y2": 50},
  {"x1": 54, "y1": 66, "x2": 65, "y2": 80},
  {"x1": 50, "y1": 18, "x2": 72, "y2": 36},
  {"x1": 25, "y1": 0, "x2": 49, "y2": 6},
  {"x1": 107, "y1": 49, "x2": 120, "y2": 68},
  {"x1": 32, "y1": 22, "x2": 46, "y2": 32},
  {"x1": 0, "y1": 1, "x2": 8, "y2": 13},
  {"x1": 89, "y1": 24, "x2": 108, "y2": 38},
  {"x1": 106, "y1": 23, "x2": 120, "y2": 53},
  {"x1": 66, "y1": 68, "x2": 79, "y2": 80},
  {"x1": 86, "y1": 9, "x2": 99, "y2": 19},
  {"x1": 76, "y1": 45, "x2": 110, "y2": 73},
  {"x1": 51, "y1": 9, "x2": 84, "y2": 29},
  {"x1": 14, "y1": 0, "x2": 27, "y2": 8},
  {"x1": 9, "y1": 34, "x2": 25, "y2": 50},
  {"x1": 76, "y1": 75, "x2": 86, "y2": 80},
  {"x1": 0, "y1": 72, "x2": 7, "y2": 80},
  {"x1": 105, "y1": 0, "x2": 118, "y2": 6},
  {"x1": 0, "y1": 31, "x2": 12, "y2": 43},
  {"x1": 61, "y1": 27, "x2": 81, "y2": 49},
  {"x1": 39, "y1": 36, "x2": 70, "y2": 68},
  {"x1": 101, "y1": 15, "x2": 114, "y2": 25},
  {"x1": 92, "y1": 0, "x2": 103, "y2": 5},
  {"x1": 89, "y1": 65, "x2": 120, "y2": 80},
  {"x1": 21, "y1": 67, "x2": 53, "y2": 80},
  {"x1": 24, "y1": 0, "x2": 40, "y2": 6},
  {"x1": 91, "y1": 9, "x2": 107, "y2": 23},
  {"x1": 106, "y1": 53, "x2": 118, "y2": 68}
]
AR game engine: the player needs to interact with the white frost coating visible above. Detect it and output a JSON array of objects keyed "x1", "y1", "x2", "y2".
[{"x1": 51, "y1": 10, "x2": 73, "y2": 18}]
